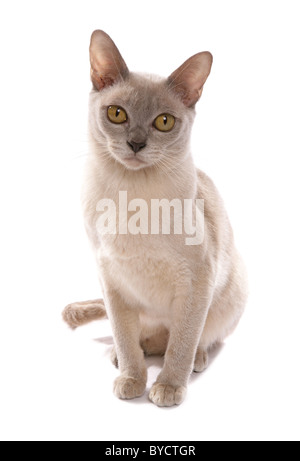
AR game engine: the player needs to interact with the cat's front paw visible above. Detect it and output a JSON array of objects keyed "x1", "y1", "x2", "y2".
[
  {"x1": 114, "y1": 375, "x2": 146, "y2": 400},
  {"x1": 149, "y1": 383, "x2": 187, "y2": 407}
]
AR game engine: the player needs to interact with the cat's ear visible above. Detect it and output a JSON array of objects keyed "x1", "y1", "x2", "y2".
[
  {"x1": 89, "y1": 30, "x2": 129, "y2": 91},
  {"x1": 167, "y1": 52, "x2": 213, "y2": 107}
]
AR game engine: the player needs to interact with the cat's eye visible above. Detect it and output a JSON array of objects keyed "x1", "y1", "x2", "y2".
[
  {"x1": 154, "y1": 114, "x2": 175, "y2": 132},
  {"x1": 107, "y1": 105, "x2": 127, "y2": 124}
]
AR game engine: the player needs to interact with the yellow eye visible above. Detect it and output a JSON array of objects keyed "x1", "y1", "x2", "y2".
[
  {"x1": 154, "y1": 114, "x2": 175, "y2": 132},
  {"x1": 107, "y1": 106, "x2": 127, "y2": 124}
]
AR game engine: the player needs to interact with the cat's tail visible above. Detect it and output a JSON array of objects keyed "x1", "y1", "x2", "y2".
[{"x1": 62, "y1": 299, "x2": 107, "y2": 329}]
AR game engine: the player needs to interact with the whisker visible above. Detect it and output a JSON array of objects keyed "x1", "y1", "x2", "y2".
[{"x1": 73, "y1": 152, "x2": 92, "y2": 160}]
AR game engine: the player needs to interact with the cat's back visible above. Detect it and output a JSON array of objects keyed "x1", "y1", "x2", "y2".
[
  {"x1": 196, "y1": 168, "x2": 228, "y2": 220},
  {"x1": 196, "y1": 168, "x2": 234, "y2": 257},
  {"x1": 196, "y1": 168, "x2": 222, "y2": 204}
]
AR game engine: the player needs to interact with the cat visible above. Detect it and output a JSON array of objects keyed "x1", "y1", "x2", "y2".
[{"x1": 63, "y1": 30, "x2": 248, "y2": 407}]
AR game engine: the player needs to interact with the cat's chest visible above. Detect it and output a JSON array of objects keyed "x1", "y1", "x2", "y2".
[
  {"x1": 84, "y1": 181, "x2": 187, "y2": 255},
  {"x1": 84, "y1": 170, "x2": 194, "y2": 308},
  {"x1": 98, "y1": 235, "x2": 189, "y2": 310}
]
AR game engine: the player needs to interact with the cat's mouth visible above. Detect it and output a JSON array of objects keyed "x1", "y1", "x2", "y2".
[{"x1": 121, "y1": 156, "x2": 149, "y2": 170}]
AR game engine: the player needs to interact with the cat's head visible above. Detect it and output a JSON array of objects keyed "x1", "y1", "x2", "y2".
[{"x1": 89, "y1": 30, "x2": 212, "y2": 171}]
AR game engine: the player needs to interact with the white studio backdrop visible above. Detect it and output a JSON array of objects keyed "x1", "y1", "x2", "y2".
[{"x1": 0, "y1": 0, "x2": 299, "y2": 441}]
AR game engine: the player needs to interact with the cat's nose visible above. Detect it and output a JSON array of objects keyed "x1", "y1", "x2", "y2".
[{"x1": 127, "y1": 140, "x2": 147, "y2": 154}]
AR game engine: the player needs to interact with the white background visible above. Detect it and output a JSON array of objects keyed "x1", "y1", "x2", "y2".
[{"x1": 0, "y1": 0, "x2": 299, "y2": 442}]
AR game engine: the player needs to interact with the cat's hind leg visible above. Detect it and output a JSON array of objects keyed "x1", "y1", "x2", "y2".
[
  {"x1": 140, "y1": 325, "x2": 169, "y2": 357},
  {"x1": 111, "y1": 325, "x2": 169, "y2": 369},
  {"x1": 111, "y1": 346, "x2": 118, "y2": 368},
  {"x1": 193, "y1": 345, "x2": 209, "y2": 373},
  {"x1": 62, "y1": 299, "x2": 107, "y2": 329}
]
